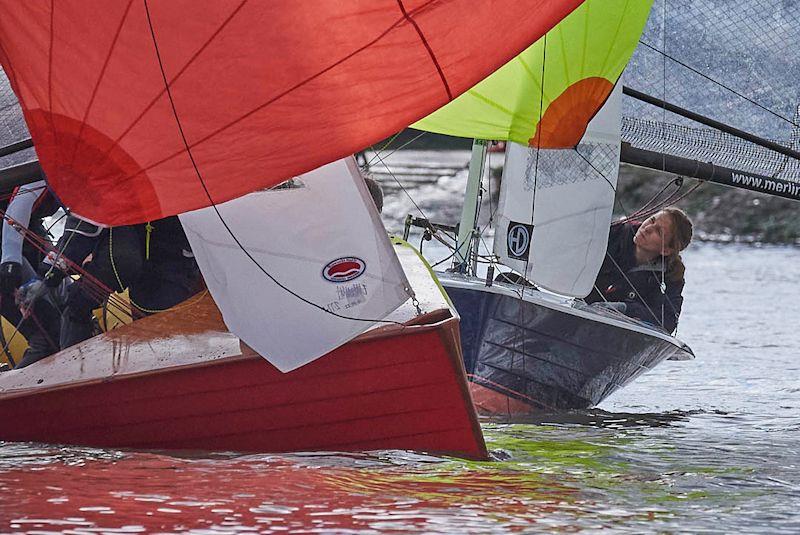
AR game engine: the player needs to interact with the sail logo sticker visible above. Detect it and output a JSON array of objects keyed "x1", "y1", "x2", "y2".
[
  {"x1": 323, "y1": 257, "x2": 366, "y2": 283},
  {"x1": 507, "y1": 222, "x2": 533, "y2": 260}
]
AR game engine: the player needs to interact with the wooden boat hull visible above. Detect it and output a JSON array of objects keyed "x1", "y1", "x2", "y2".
[
  {"x1": 0, "y1": 295, "x2": 486, "y2": 460},
  {"x1": 439, "y1": 273, "x2": 693, "y2": 416}
]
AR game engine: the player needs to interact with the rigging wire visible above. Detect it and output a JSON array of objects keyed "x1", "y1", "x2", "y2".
[
  {"x1": 365, "y1": 131, "x2": 402, "y2": 166},
  {"x1": 623, "y1": 177, "x2": 682, "y2": 221},
  {"x1": 660, "y1": 0, "x2": 667, "y2": 328},
  {"x1": 143, "y1": 1, "x2": 405, "y2": 328},
  {"x1": 366, "y1": 131, "x2": 429, "y2": 167},
  {"x1": 371, "y1": 150, "x2": 431, "y2": 221},
  {"x1": 1, "y1": 206, "x2": 147, "y2": 325},
  {"x1": 571, "y1": 146, "x2": 634, "y2": 220},
  {"x1": 43, "y1": 211, "x2": 67, "y2": 235},
  {"x1": 430, "y1": 248, "x2": 458, "y2": 269},
  {"x1": 602, "y1": 251, "x2": 666, "y2": 329},
  {"x1": 572, "y1": 88, "x2": 687, "y2": 334},
  {"x1": 381, "y1": 131, "x2": 428, "y2": 158},
  {"x1": 0, "y1": 209, "x2": 135, "y2": 355},
  {"x1": 521, "y1": 34, "x2": 547, "y2": 285}
]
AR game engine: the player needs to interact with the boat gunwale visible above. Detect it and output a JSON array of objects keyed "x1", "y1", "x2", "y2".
[
  {"x1": 439, "y1": 272, "x2": 693, "y2": 355},
  {"x1": 0, "y1": 307, "x2": 456, "y2": 401}
]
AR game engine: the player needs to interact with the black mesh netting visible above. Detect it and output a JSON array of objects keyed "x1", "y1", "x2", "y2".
[
  {"x1": 622, "y1": 117, "x2": 800, "y2": 182},
  {"x1": 0, "y1": 67, "x2": 36, "y2": 169},
  {"x1": 622, "y1": 0, "x2": 800, "y2": 180},
  {"x1": 514, "y1": 141, "x2": 618, "y2": 191}
]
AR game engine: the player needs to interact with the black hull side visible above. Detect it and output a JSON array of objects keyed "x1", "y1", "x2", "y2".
[{"x1": 443, "y1": 280, "x2": 688, "y2": 412}]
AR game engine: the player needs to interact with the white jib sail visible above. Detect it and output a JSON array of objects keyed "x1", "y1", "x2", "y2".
[
  {"x1": 494, "y1": 83, "x2": 622, "y2": 297},
  {"x1": 179, "y1": 157, "x2": 413, "y2": 372}
]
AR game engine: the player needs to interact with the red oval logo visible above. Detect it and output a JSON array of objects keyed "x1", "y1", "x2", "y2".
[{"x1": 322, "y1": 257, "x2": 366, "y2": 283}]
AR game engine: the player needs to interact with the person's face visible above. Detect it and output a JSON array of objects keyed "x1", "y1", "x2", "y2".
[{"x1": 634, "y1": 212, "x2": 675, "y2": 256}]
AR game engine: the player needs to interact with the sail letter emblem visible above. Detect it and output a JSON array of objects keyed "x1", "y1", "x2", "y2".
[
  {"x1": 506, "y1": 222, "x2": 533, "y2": 260},
  {"x1": 323, "y1": 257, "x2": 367, "y2": 283}
]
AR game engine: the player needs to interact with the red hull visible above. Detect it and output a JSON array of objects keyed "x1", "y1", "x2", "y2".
[
  {"x1": 0, "y1": 296, "x2": 486, "y2": 460},
  {"x1": 468, "y1": 381, "x2": 534, "y2": 417}
]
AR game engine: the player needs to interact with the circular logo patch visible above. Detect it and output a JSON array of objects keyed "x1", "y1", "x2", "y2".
[
  {"x1": 507, "y1": 223, "x2": 531, "y2": 259},
  {"x1": 322, "y1": 257, "x2": 367, "y2": 283}
]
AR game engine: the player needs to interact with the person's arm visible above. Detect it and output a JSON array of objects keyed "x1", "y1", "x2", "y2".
[
  {"x1": 621, "y1": 299, "x2": 657, "y2": 326},
  {"x1": 661, "y1": 277, "x2": 684, "y2": 333},
  {"x1": 0, "y1": 181, "x2": 47, "y2": 292},
  {"x1": 623, "y1": 277, "x2": 684, "y2": 333},
  {"x1": 1, "y1": 180, "x2": 46, "y2": 265},
  {"x1": 39, "y1": 215, "x2": 103, "y2": 286}
]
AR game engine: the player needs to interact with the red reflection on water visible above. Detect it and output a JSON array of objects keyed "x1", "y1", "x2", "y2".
[{"x1": 0, "y1": 450, "x2": 579, "y2": 533}]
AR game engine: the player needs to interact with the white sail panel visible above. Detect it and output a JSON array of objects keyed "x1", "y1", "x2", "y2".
[
  {"x1": 494, "y1": 84, "x2": 621, "y2": 297},
  {"x1": 179, "y1": 158, "x2": 412, "y2": 372}
]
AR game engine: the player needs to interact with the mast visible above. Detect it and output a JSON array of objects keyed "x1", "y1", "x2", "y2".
[{"x1": 453, "y1": 139, "x2": 488, "y2": 274}]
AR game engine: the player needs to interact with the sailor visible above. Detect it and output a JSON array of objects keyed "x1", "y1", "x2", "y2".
[
  {"x1": 363, "y1": 174, "x2": 384, "y2": 213},
  {"x1": 45, "y1": 215, "x2": 203, "y2": 349},
  {"x1": 0, "y1": 179, "x2": 63, "y2": 367},
  {"x1": 586, "y1": 207, "x2": 693, "y2": 333}
]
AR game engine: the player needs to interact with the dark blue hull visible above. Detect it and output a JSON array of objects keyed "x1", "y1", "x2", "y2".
[{"x1": 440, "y1": 274, "x2": 692, "y2": 414}]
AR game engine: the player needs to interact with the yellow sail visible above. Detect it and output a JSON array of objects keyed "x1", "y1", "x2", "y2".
[{"x1": 413, "y1": 0, "x2": 652, "y2": 148}]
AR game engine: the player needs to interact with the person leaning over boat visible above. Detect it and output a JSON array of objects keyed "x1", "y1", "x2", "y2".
[
  {"x1": 585, "y1": 207, "x2": 693, "y2": 333},
  {"x1": 0, "y1": 180, "x2": 63, "y2": 367},
  {"x1": 40, "y1": 215, "x2": 203, "y2": 350}
]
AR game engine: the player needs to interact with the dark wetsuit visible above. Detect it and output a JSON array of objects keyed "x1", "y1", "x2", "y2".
[
  {"x1": 52, "y1": 215, "x2": 203, "y2": 349},
  {"x1": 0, "y1": 181, "x2": 62, "y2": 368},
  {"x1": 585, "y1": 221, "x2": 684, "y2": 333}
]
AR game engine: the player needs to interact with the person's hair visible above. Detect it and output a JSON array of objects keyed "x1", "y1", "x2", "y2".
[
  {"x1": 662, "y1": 207, "x2": 693, "y2": 252},
  {"x1": 363, "y1": 175, "x2": 383, "y2": 214},
  {"x1": 660, "y1": 207, "x2": 693, "y2": 281}
]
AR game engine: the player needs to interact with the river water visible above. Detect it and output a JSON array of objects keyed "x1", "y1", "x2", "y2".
[{"x1": 1, "y1": 154, "x2": 798, "y2": 533}]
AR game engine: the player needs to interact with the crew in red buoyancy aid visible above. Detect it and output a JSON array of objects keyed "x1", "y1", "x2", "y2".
[{"x1": 586, "y1": 207, "x2": 694, "y2": 333}]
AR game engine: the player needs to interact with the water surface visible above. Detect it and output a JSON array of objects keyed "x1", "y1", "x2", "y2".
[{"x1": 1, "y1": 159, "x2": 798, "y2": 532}]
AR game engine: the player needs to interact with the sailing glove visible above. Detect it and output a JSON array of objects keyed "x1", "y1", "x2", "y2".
[
  {"x1": 15, "y1": 277, "x2": 48, "y2": 317},
  {"x1": 0, "y1": 262, "x2": 22, "y2": 294},
  {"x1": 37, "y1": 254, "x2": 68, "y2": 288}
]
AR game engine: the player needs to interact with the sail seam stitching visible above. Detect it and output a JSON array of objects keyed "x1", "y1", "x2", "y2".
[
  {"x1": 67, "y1": 0, "x2": 135, "y2": 168},
  {"x1": 90, "y1": 0, "x2": 248, "y2": 174},
  {"x1": 47, "y1": 0, "x2": 58, "y2": 150},
  {"x1": 122, "y1": 6, "x2": 426, "y2": 183},
  {"x1": 142, "y1": 0, "x2": 405, "y2": 327},
  {"x1": 395, "y1": 0, "x2": 453, "y2": 100}
]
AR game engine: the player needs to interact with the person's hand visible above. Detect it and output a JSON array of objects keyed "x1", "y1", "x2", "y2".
[
  {"x1": 15, "y1": 277, "x2": 48, "y2": 317},
  {"x1": 0, "y1": 262, "x2": 22, "y2": 294},
  {"x1": 38, "y1": 259, "x2": 67, "y2": 288},
  {"x1": 593, "y1": 301, "x2": 627, "y2": 314}
]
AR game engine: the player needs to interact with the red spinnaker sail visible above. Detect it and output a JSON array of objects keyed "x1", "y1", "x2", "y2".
[{"x1": 0, "y1": 1, "x2": 582, "y2": 225}]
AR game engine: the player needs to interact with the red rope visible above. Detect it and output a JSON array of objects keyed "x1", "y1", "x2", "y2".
[{"x1": 0, "y1": 209, "x2": 144, "y2": 320}]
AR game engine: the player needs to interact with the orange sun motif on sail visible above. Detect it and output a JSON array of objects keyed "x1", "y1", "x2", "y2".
[{"x1": 528, "y1": 77, "x2": 614, "y2": 149}]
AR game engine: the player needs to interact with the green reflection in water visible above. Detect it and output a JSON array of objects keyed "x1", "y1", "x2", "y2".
[{"x1": 322, "y1": 422, "x2": 765, "y2": 530}]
